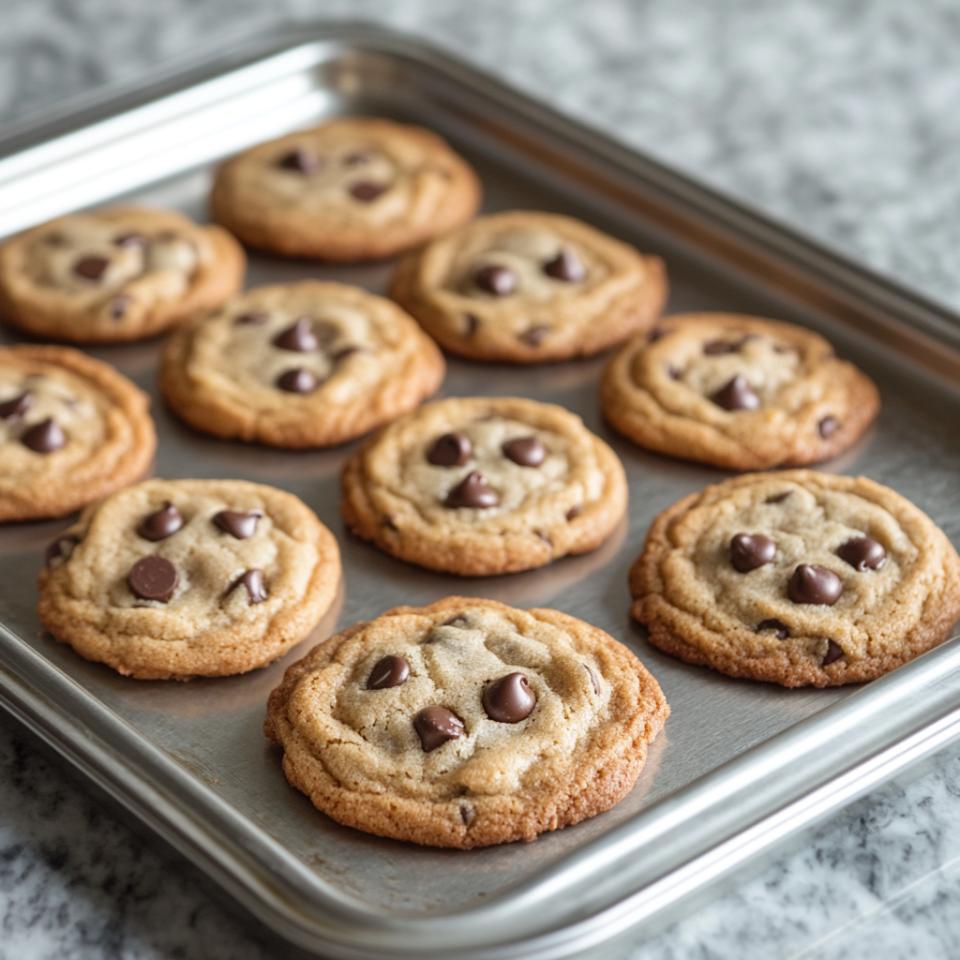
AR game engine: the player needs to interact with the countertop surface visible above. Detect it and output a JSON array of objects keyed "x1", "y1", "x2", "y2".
[{"x1": 3, "y1": 1, "x2": 960, "y2": 958}]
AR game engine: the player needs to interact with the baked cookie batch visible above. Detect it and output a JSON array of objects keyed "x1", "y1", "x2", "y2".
[{"x1": 2, "y1": 114, "x2": 957, "y2": 848}]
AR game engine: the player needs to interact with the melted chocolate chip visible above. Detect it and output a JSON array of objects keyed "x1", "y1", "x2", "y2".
[
  {"x1": 567, "y1": 504, "x2": 583, "y2": 521},
  {"x1": 583, "y1": 663, "x2": 600, "y2": 695},
  {"x1": 819, "y1": 416, "x2": 840, "y2": 438},
  {"x1": 274, "y1": 317, "x2": 319, "y2": 352},
  {"x1": 730, "y1": 533, "x2": 777, "y2": 573},
  {"x1": 108, "y1": 295, "x2": 131, "y2": 319},
  {"x1": 278, "y1": 148, "x2": 322, "y2": 173},
  {"x1": 367, "y1": 655, "x2": 410, "y2": 690},
  {"x1": 276, "y1": 368, "x2": 318, "y2": 393},
  {"x1": 712, "y1": 375, "x2": 760, "y2": 411},
  {"x1": 788, "y1": 564, "x2": 843, "y2": 605},
  {"x1": 704, "y1": 340, "x2": 739, "y2": 355},
  {"x1": 482, "y1": 673, "x2": 537, "y2": 723},
  {"x1": 0, "y1": 392, "x2": 33, "y2": 421},
  {"x1": 521, "y1": 325, "x2": 550, "y2": 346},
  {"x1": 464, "y1": 313, "x2": 481, "y2": 336},
  {"x1": 214, "y1": 510, "x2": 263, "y2": 539},
  {"x1": 837, "y1": 536, "x2": 886, "y2": 572},
  {"x1": 232, "y1": 569, "x2": 267, "y2": 604},
  {"x1": 765, "y1": 491, "x2": 792, "y2": 504},
  {"x1": 822, "y1": 639, "x2": 844, "y2": 665},
  {"x1": 427, "y1": 432, "x2": 473, "y2": 467},
  {"x1": 235, "y1": 310, "x2": 269, "y2": 325},
  {"x1": 114, "y1": 232, "x2": 146, "y2": 248},
  {"x1": 543, "y1": 249, "x2": 585, "y2": 282},
  {"x1": 138, "y1": 501, "x2": 184, "y2": 541},
  {"x1": 503, "y1": 436, "x2": 545, "y2": 467},
  {"x1": 128, "y1": 556, "x2": 179, "y2": 602},
  {"x1": 74, "y1": 256, "x2": 109, "y2": 280},
  {"x1": 475, "y1": 265, "x2": 516, "y2": 296},
  {"x1": 756, "y1": 619, "x2": 791, "y2": 640},
  {"x1": 445, "y1": 471, "x2": 499, "y2": 508},
  {"x1": 44, "y1": 534, "x2": 79, "y2": 567},
  {"x1": 414, "y1": 706, "x2": 465, "y2": 752},
  {"x1": 349, "y1": 181, "x2": 387, "y2": 201},
  {"x1": 21, "y1": 418, "x2": 65, "y2": 453}
]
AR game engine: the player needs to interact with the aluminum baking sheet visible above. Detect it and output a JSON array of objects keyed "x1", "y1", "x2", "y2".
[{"x1": 3, "y1": 24, "x2": 960, "y2": 960}]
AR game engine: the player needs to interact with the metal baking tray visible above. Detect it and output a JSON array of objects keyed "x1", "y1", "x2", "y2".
[{"x1": 3, "y1": 23, "x2": 960, "y2": 960}]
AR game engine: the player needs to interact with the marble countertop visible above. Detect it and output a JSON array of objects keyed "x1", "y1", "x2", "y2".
[{"x1": 3, "y1": 1, "x2": 960, "y2": 957}]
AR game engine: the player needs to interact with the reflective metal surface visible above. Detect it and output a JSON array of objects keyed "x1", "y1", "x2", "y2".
[{"x1": 2, "y1": 24, "x2": 960, "y2": 960}]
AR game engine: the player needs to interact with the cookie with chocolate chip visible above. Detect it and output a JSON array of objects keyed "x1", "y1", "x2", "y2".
[
  {"x1": 264, "y1": 597, "x2": 668, "y2": 848},
  {"x1": 210, "y1": 117, "x2": 481, "y2": 262},
  {"x1": 340, "y1": 396, "x2": 628, "y2": 575},
  {"x1": 600, "y1": 313, "x2": 880, "y2": 469},
  {"x1": 38, "y1": 478, "x2": 341, "y2": 679},
  {"x1": 160, "y1": 281, "x2": 444, "y2": 448},
  {"x1": 389, "y1": 210, "x2": 667, "y2": 363},
  {"x1": 0, "y1": 206, "x2": 244, "y2": 343},
  {"x1": 0, "y1": 345, "x2": 155, "y2": 522},
  {"x1": 630, "y1": 470, "x2": 960, "y2": 687}
]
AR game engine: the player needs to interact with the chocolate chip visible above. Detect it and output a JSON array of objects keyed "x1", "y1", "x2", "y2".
[
  {"x1": 274, "y1": 317, "x2": 319, "y2": 352},
  {"x1": 114, "y1": 232, "x2": 146, "y2": 248},
  {"x1": 214, "y1": 510, "x2": 263, "y2": 539},
  {"x1": 381, "y1": 514, "x2": 398, "y2": 531},
  {"x1": 464, "y1": 313, "x2": 480, "y2": 336},
  {"x1": 349, "y1": 181, "x2": 387, "y2": 201},
  {"x1": 235, "y1": 310, "x2": 269, "y2": 325},
  {"x1": 765, "y1": 491, "x2": 792, "y2": 504},
  {"x1": 74, "y1": 256, "x2": 109, "y2": 280},
  {"x1": 21, "y1": 418, "x2": 65, "y2": 453},
  {"x1": 704, "y1": 340, "x2": 739, "y2": 355},
  {"x1": 108, "y1": 295, "x2": 131, "y2": 319},
  {"x1": 837, "y1": 536, "x2": 886, "y2": 572},
  {"x1": 819, "y1": 416, "x2": 840, "y2": 438},
  {"x1": 278, "y1": 148, "x2": 322, "y2": 173},
  {"x1": 712, "y1": 375, "x2": 760, "y2": 411},
  {"x1": 730, "y1": 533, "x2": 777, "y2": 572},
  {"x1": 128, "y1": 556, "x2": 178, "y2": 602},
  {"x1": 482, "y1": 673, "x2": 537, "y2": 723},
  {"x1": 667, "y1": 364, "x2": 681, "y2": 379},
  {"x1": 756, "y1": 619, "x2": 790, "y2": 640},
  {"x1": 138, "y1": 501, "x2": 184, "y2": 541},
  {"x1": 543, "y1": 249, "x2": 585, "y2": 282},
  {"x1": 441, "y1": 615, "x2": 468, "y2": 628},
  {"x1": 822, "y1": 639, "x2": 844, "y2": 665},
  {"x1": 367, "y1": 655, "x2": 410, "y2": 690},
  {"x1": 459, "y1": 804, "x2": 474, "y2": 825},
  {"x1": 427, "y1": 432, "x2": 472, "y2": 467},
  {"x1": 503, "y1": 436, "x2": 545, "y2": 467},
  {"x1": 0, "y1": 391, "x2": 33, "y2": 421},
  {"x1": 567, "y1": 505, "x2": 583, "y2": 521},
  {"x1": 788, "y1": 564, "x2": 843, "y2": 605},
  {"x1": 521, "y1": 325, "x2": 550, "y2": 346},
  {"x1": 414, "y1": 706, "x2": 465, "y2": 752},
  {"x1": 231, "y1": 569, "x2": 267, "y2": 604},
  {"x1": 44, "y1": 534, "x2": 79, "y2": 567},
  {"x1": 583, "y1": 663, "x2": 600, "y2": 695},
  {"x1": 475, "y1": 265, "x2": 516, "y2": 296},
  {"x1": 445, "y1": 471, "x2": 499, "y2": 508},
  {"x1": 276, "y1": 368, "x2": 318, "y2": 393},
  {"x1": 536, "y1": 531, "x2": 552, "y2": 547},
  {"x1": 648, "y1": 328, "x2": 667, "y2": 342}
]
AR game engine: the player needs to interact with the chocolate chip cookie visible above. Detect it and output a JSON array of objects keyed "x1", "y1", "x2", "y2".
[
  {"x1": 340, "y1": 396, "x2": 628, "y2": 576},
  {"x1": 264, "y1": 597, "x2": 668, "y2": 848},
  {"x1": 389, "y1": 210, "x2": 667, "y2": 363},
  {"x1": 600, "y1": 313, "x2": 880, "y2": 469},
  {"x1": 0, "y1": 206, "x2": 245, "y2": 344},
  {"x1": 210, "y1": 117, "x2": 481, "y2": 262},
  {"x1": 159, "y1": 281, "x2": 445, "y2": 448},
  {"x1": 38, "y1": 478, "x2": 341, "y2": 679},
  {"x1": 630, "y1": 470, "x2": 960, "y2": 687},
  {"x1": 0, "y1": 345, "x2": 155, "y2": 522}
]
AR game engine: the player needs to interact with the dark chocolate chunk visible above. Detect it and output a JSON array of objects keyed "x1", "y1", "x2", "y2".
[
  {"x1": 367, "y1": 655, "x2": 410, "y2": 690},
  {"x1": 822, "y1": 639, "x2": 844, "y2": 665},
  {"x1": 108, "y1": 295, "x2": 131, "y2": 319},
  {"x1": 276, "y1": 368, "x2": 318, "y2": 393},
  {"x1": 232, "y1": 569, "x2": 267, "y2": 604},
  {"x1": 482, "y1": 673, "x2": 537, "y2": 723},
  {"x1": 0, "y1": 391, "x2": 33, "y2": 421},
  {"x1": 536, "y1": 531, "x2": 552, "y2": 547},
  {"x1": 74, "y1": 255, "x2": 109, "y2": 280},
  {"x1": 756, "y1": 619, "x2": 791, "y2": 640},
  {"x1": 278, "y1": 148, "x2": 322, "y2": 173},
  {"x1": 543, "y1": 249, "x2": 585, "y2": 282},
  {"x1": 788, "y1": 564, "x2": 843, "y2": 605},
  {"x1": 566, "y1": 504, "x2": 582, "y2": 521},
  {"x1": 521, "y1": 325, "x2": 550, "y2": 346},
  {"x1": 274, "y1": 317, "x2": 319, "y2": 352},
  {"x1": 114, "y1": 232, "x2": 146, "y2": 248},
  {"x1": 427, "y1": 432, "x2": 472, "y2": 467},
  {"x1": 730, "y1": 533, "x2": 777, "y2": 573},
  {"x1": 214, "y1": 509, "x2": 263, "y2": 539},
  {"x1": 459, "y1": 804, "x2": 475, "y2": 825},
  {"x1": 765, "y1": 491, "x2": 792, "y2": 504},
  {"x1": 138, "y1": 501, "x2": 184, "y2": 541},
  {"x1": 44, "y1": 534, "x2": 79, "y2": 567},
  {"x1": 414, "y1": 706, "x2": 465, "y2": 752},
  {"x1": 21, "y1": 418, "x2": 65, "y2": 453},
  {"x1": 444, "y1": 471, "x2": 499, "y2": 508},
  {"x1": 711, "y1": 375, "x2": 760, "y2": 411},
  {"x1": 349, "y1": 181, "x2": 387, "y2": 202},
  {"x1": 583, "y1": 663, "x2": 600, "y2": 695},
  {"x1": 819, "y1": 416, "x2": 840, "y2": 438},
  {"x1": 474, "y1": 264, "x2": 516, "y2": 296},
  {"x1": 704, "y1": 340, "x2": 738, "y2": 355},
  {"x1": 502, "y1": 435, "x2": 545, "y2": 467},
  {"x1": 837, "y1": 536, "x2": 886, "y2": 572},
  {"x1": 235, "y1": 310, "x2": 269, "y2": 325},
  {"x1": 464, "y1": 313, "x2": 481, "y2": 336},
  {"x1": 128, "y1": 556, "x2": 179, "y2": 602}
]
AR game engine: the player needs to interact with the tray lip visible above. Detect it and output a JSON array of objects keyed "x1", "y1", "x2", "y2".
[{"x1": 3, "y1": 20, "x2": 960, "y2": 960}]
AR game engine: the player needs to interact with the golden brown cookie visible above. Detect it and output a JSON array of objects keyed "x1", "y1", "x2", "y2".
[
  {"x1": 600, "y1": 313, "x2": 880, "y2": 469},
  {"x1": 0, "y1": 345, "x2": 155, "y2": 522},
  {"x1": 340, "y1": 396, "x2": 628, "y2": 576},
  {"x1": 0, "y1": 206, "x2": 245, "y2": 344},
  {"x1": 389, "y1": 210, "x2": 667, "y2": 363},
  {"x1": 38, "y1": 478, "x2": 341, "y2": 680},
  {"x1": 159, "y1": 281, "x2": 445, "y2": 448},
  {"x1": 265, "y1": 597, "x2": 668, "y2": 848},
  {"x1": 209, "y1": 117, "x2": 481, "y2": 262},
  {"x1": 630, "y1": 470, "x2": 960, "y2": 687}
]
